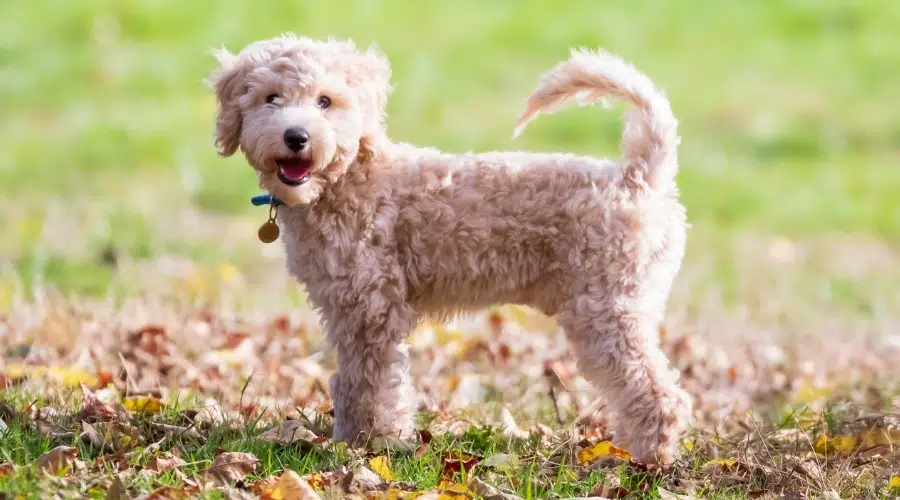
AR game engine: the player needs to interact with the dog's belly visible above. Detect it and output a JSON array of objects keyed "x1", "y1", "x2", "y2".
[{"x1": 397, "y1": 222, "x2": 568, "y2": 319}]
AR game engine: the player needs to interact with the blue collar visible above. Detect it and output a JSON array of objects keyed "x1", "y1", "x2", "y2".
[{"x1": 250, "y1": 194, "x2": 283, "y2": 207}]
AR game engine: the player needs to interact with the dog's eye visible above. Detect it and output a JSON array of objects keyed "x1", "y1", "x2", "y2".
[
  {"x1": 266, "y1": 94, "x2": 279, "y2": 104},
  {"x1": 317, "y1": 95, "x2": 332, "y2": 109}
]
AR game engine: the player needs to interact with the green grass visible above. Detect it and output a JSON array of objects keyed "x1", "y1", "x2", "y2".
[{"x1": 1, "y1": 0, "x2": 899, "y2": 295}]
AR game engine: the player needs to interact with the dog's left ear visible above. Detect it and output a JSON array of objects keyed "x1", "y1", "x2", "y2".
[
  {"x1": 207, "y1": 48, "x2": 249, "y2": 157},
  {"x1": 344, "y1": 45, "x2": 392, "y2": 162}
]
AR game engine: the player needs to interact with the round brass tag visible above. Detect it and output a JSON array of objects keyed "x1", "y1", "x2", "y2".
[{"x1": 258, "y1": 220, "x2": 280, "y2": 243}]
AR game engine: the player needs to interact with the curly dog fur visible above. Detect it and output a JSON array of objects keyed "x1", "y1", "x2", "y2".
[{"x1": 209, "y1": 34, "x2": 692, "y2": 464}]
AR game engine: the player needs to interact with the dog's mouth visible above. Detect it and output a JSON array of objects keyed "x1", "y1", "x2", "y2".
[{"x1": 276, "y1": 157, "x2": 313, "y2": 186}]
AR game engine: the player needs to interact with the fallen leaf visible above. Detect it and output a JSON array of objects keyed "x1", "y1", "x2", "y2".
[
  {"x1": 258, "y1": 469, "x2": 322, "y2": 500},
  {"x1": 467, "y1": 477, "x2": 522, "y2": 500},
  {"x1": 203, "y1": 451, "x2": 259, "y2": 486},
  {"x1": 106, "y1": 475, "x2": 126, "y2": 500},
  {"x1": 153, "y1": 423, "x2": 206, "y2": 443},
  {"x1": 577, "y1": 440, "x2": 632, "y2": 466},
  {"x1": 858, "y1": 426, "x2": 900, "y2": 449},
  {"x1": 481, "y1": 453, "x2": 519, "y2": 473},
  {"x1": 499, "y1": 407, "x2": 528, "y2": 438},
  {"x1": 369, "y1": 455, "x2": 394, "y2": 481},
  {"x1": 813, "y1": 433, "x2": 858, "y2": 457},
  {"x1": 369, "y1": 434, "x2": 419, "y2": 454},
  {"x1": 35, "y1": 445, "x2": 78, "y2": 475},
  {"x1": 436, "y1": 481, "x2": 474, "y2": 497},
  {"x1": 147, "y1": 452, "x2": 188, "y2": 474},
  {"x1": 439, "y1": 451, "x2": 481, "y2": 480},
  {"x1": 36, "y1": 419, "x2": 74, "y2": 440},
  {"x1": 0, "y1": 462, "x2": 14, "y2": 478},
  {"x1": 139, "y1": 486, "x2": 193, "y2": 500},
  {"x1": 123, "y1": 395, "x2": 165, "y2": 414},
  {"x1": 81, "y1": 421, "x2": 106, "y2": 449},
  {"x1": 95, "y1": 449, "x2": 131, "y2": 473},
  {"x1": 700, "y1": 457, "x2": 738, "y2": 472},
  {"x1": 260, "y1": 420, "x2": 319, "y2": 446},
  {"x1": 347, "y1": 466, "x2": 385, "y2": 491},
  {"x1": 589, "y1": 478, "x2": 630, "y2": 499},
  {"x1": 657, "y1": 486, "x2": 699, "y2": 500},
  {"x1": 78, "y1": 383, "x2": 117, "y2": 422}
]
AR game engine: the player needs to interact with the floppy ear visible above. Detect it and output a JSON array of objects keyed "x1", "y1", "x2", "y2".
[
  {"x1": 344, "y1": 45, "x2": 392, "y2": 162},
  {"x1": 207, "y1": 48, "x2": 248, "y2": 157}
]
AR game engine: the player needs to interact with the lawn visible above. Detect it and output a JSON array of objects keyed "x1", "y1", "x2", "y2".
[{"x1": 1, "y1": 0, "x2": 900, "y2": 498}]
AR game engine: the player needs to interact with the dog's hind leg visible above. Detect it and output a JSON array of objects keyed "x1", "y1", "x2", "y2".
[{"x1": 558, "y1": 291, "x2": 691, "y2": 465}]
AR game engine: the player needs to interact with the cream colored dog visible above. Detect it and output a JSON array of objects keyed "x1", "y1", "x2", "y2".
[{"x1": 209, "y1": 34, "x2": 691, "y2": 464}]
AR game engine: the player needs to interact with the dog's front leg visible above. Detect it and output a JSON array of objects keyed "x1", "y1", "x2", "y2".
[{"x1": 327, "y1": 304, "x2": 418, "y2": 447}]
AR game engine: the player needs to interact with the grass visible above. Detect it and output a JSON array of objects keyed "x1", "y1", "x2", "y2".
[
  {"x1": 2, "y1": 0, "x2": 900, "y2": 498},
  {"x1": 2, "y1": 0, "x2": 900, "y2": 296}
]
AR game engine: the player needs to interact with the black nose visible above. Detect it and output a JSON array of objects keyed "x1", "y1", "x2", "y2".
[{"x1": 283, "y1": 127, "x2": 309, "y2": 152}]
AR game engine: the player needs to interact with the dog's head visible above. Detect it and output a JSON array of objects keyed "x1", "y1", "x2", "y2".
[{"x1": 208, "y1": 34, "x2": 391, "y2": 205}]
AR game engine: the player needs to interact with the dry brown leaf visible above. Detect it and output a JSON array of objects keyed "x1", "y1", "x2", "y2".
[
  {"x1": 81, "y1": 421, "x2": 106, "y2": 449},
  {"x1": 346, "y1": 466, "x2": 385, "y2": 492},
  {"x1": 203, "y1": 451, "x2": 260, "y2": 486},
  {"x1": 657, "y1": 486, "x2": 699, "y2": 500},
  {"x1": 36, "y1": 419, "x2": 74, "y2": 440},
  {"x1": 35, "y1": 445, "x2": 78, "y2": 475},
  {"x1": 138, "y1": 486, "x2": 193, "y2": 500},
  {"x1": 146, "y1": 452, "x2": 188, "y2": 474},
  {"x1": 258, "y1": 469, "x2": 322, "y2": 500},
  {"x1": 468, "y1": 477, "x2": 522, "y2": 500},
  {"x1": 260, "y1": 419, "x2": 319, "y2": 446},
  {"x1": 78, "y1": 382, "x2": 117, "y2": 422},
  {"x1": 106, "y1": 475, "x2": 127, "y2": 500},
  {"x1": 153, "y1": 423, "x2": 206, "y2": 443}
]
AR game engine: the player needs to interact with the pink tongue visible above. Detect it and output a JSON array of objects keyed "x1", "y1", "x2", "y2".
[{"x1": 279, "y1": 162, "x2": 308, "y2": 180}]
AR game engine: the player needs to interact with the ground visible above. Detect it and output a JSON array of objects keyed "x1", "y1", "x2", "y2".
[{"x1": 1, "y1": 1, "x2": 900, "y2": 498}]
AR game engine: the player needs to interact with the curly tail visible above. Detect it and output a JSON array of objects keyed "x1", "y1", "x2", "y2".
[{"x1": 513, "y1": 48, "x2": 680, "y2": 191}]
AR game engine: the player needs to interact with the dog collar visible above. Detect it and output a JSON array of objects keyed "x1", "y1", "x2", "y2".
[
  {"x1": 250, "y1": 194, "x2": 283, "y2": 207},
  {"x1": 251, "y1": 194, "x2": 283, "y2": 243}
]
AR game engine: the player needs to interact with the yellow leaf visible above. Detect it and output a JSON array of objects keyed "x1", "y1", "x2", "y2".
[
  {"x1": 377, "y1": 488, "x2": 418, "y2": 500},
  {"x1": 436, "y1": 482, "x2": 473, "y2": 499},
  {"x1": 123, "y1": 395, "x2": 165, "y2": 414},
  {"x1": 681, "y1": 439, "x2": 694, "y2": 452},
  {"x1": 701, "y1": 458, "x2": 737, "y2": 471},
  {"x1": 813, "y1": 433, "x2": 829, "y2": 455},
  {"x1": 369, "y1": 456, "x2": 394, "y2": 481},
  {"x1": 576, "y1": 440, "x2": 632, "y2": 466},
  {"x1": 815, "y1": 433, "x2": 859, "y2": 457},
  {"x1": 3, "y1": 364, "x2": 97, "y2": 387},
  {"x1": 858, "y1": 426, "x2": 900, "y2": 449},
  {"x1": 890, "y1": 475, "x2": 900, "y2": 489},
  {"x1": 258, "y1": 469, "x2": 321, "y2": 500},
  {"x1": 49, "y1": 367, "x2": 98, "y2": 387}
]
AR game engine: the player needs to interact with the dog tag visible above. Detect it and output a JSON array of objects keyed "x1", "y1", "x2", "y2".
[
  {"x1": 257, "y1": 203, "x2": 280, "y2": 243},
  {"x1": 258, "y1": 220, "x2": 280, "y2": 243}
]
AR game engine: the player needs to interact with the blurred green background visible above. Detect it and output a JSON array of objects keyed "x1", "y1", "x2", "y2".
[{"x1": 1, "y1": 0, "x2": 898, "y2": 318}]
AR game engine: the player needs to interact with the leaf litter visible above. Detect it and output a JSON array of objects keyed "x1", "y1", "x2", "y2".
[{"x1": 1, "y1": 294, "x2": 900, "y2": 498}]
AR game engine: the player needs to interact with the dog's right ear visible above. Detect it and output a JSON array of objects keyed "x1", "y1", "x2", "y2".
[{"x1": 207, "y1": 48, "x2": 247, "y2": 157}]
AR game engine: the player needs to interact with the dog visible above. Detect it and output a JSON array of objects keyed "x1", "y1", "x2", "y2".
[{"x1": 209, "y1": 34, "x2": 691, "y2": 464}]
